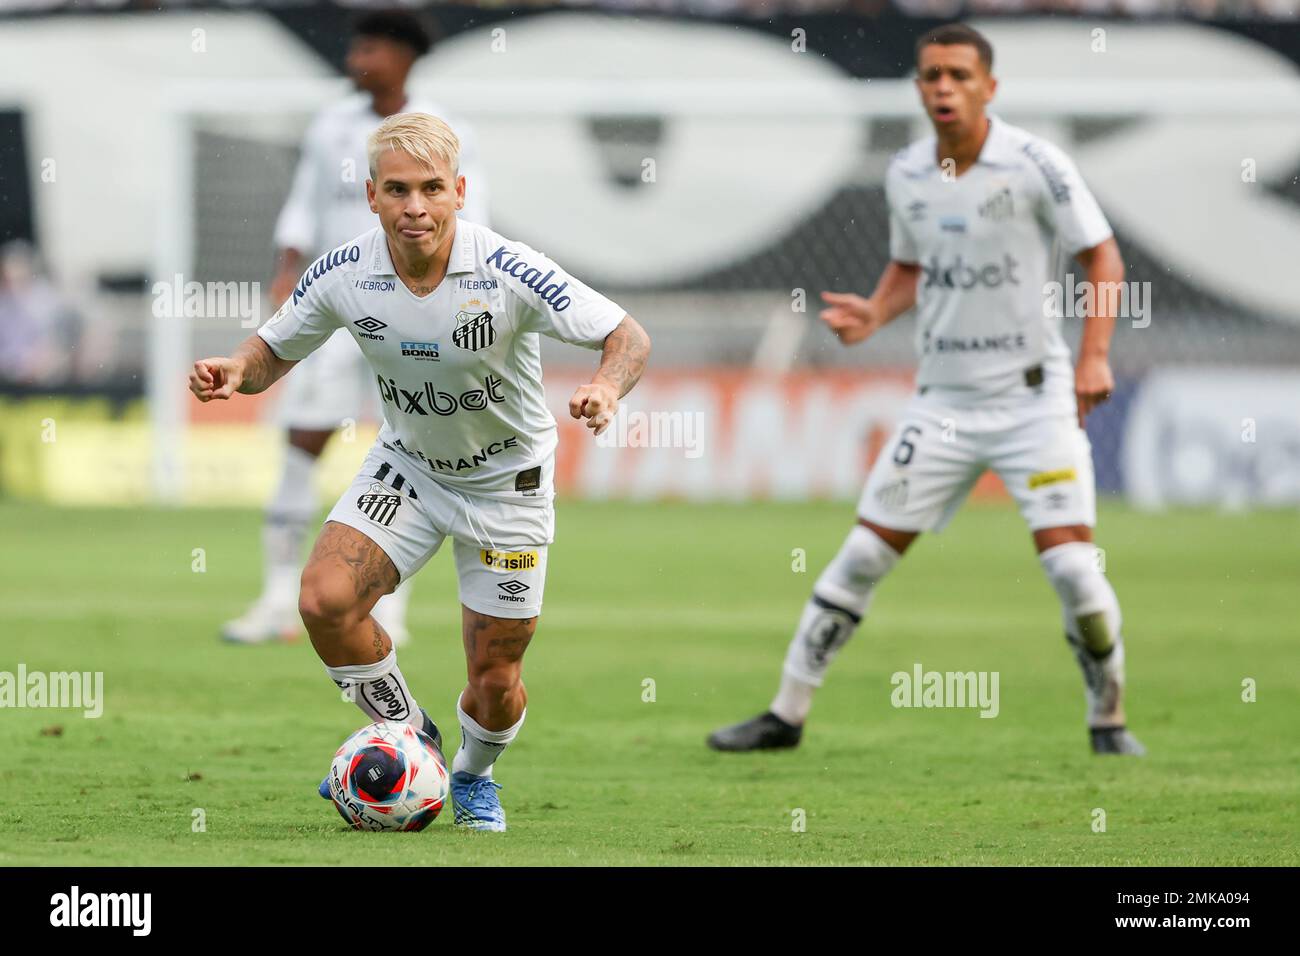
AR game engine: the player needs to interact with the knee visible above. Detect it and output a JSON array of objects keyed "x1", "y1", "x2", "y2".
[
  {"x1": 298, "y1": 566, "x2": 369, "y2": 633},
  {"x1": 815, "y1": 525, "x2": 901, "y2": 614},
  {"x1": 1038, "y1": 541, "x2": 1112, "y2": 616}
]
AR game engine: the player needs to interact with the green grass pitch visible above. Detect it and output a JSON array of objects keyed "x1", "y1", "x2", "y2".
[{"x1": 1, "y1": 499, "x2": 1297, "y2": 866}]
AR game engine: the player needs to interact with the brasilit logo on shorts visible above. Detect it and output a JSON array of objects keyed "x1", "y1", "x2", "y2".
[{"x1": 480, "y1": 549, "x2": 538, "y2": 571}]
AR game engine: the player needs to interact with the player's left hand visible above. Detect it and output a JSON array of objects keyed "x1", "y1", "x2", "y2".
[
  {"x1": 1074, "y1": 354, "x2": 1114, "y2": 428},
  {"x1": 569, "y1": 383, "x2": 619, "y2": 436}
]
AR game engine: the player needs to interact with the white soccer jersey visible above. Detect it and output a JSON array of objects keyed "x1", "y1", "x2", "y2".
[
  {"x1": 886, "y1": 116, "x2": 1112, "y2": 406},
  {"x1": 257, "y1": 221, "x2": 627, "y2": 496},
  {"x1": 273, "y1": 93, "x2": 490, "y2": 259}
]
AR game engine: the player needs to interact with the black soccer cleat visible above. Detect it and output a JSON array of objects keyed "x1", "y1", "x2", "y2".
[
  {"x1": 1090, "y1": 726, "x2": 1146, "y2": 756},
  {"x1": 707, "y1": 711, "x2": 803, "y2": 752}
]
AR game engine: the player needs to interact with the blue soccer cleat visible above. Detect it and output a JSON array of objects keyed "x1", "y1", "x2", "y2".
[
  {"x1": 320, "y1": 709, "x2": 443, "y2": 800},
  {"x1": 451, "y1": 772, "x2": 506, "y2": 832}
]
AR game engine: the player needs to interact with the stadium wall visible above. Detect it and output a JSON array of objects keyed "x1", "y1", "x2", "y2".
[{"x1": 8, "y1": 368, "x2": 1296, "y2": 508}]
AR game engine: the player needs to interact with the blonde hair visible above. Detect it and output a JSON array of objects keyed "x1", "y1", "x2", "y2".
[{"x1": 367, "y1": 112, "x2": 460, "y2": 180}]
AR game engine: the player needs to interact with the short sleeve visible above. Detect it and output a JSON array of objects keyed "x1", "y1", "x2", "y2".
[
  {"x1": 490, "y1": 242, "x2": 626, "y2": 348},
  {"x1": 1024, "y1": 139, "x2": 1113, "y2": 256},
  {"x1": 885, "y1": 161, "x2": 920, "y2": 264},
  {"x1": 256, "y1": 261, "x2": 342, "y2": 361}
]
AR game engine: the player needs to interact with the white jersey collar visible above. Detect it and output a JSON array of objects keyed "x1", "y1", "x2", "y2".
[
  {"x1": 897, "y1": 113, "x2": 1019, "y2": 177},
  {"x1": 366, "y1": 222, "x2": 475, "y2": 278},
  {"x1": 974, "y1": 115, "x2": 1020, "y2": 168}
]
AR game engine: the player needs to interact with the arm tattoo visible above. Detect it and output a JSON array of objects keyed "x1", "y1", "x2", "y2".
[
  {"x1": 592, "y1": 316, "x2": 651, "y2": 398},
  {"x1": 234, "y1": 334, "x2": 296, "y2": 394}
]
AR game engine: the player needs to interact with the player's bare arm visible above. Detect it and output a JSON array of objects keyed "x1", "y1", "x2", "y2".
[
  {"x1": 189, "y1": 334, "x2": 297, "y2": 402},
  {"x1": 820, "y1": 260, "x2": 921, "y2": 345},
  {"x1": 1073, "y1": 237, "x2": 1125, "y2": 426},
  {"x1": 570, "y1": 313, "x2": 651, "y2": 436}
]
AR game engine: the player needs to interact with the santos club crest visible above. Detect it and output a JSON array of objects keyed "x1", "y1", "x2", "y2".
[
  {"x1": 357, "y1": 483, "x2": 401, "y2": 528},
  {"x1": 452, "y1": 302, "x2": 495, "y2": 352}
]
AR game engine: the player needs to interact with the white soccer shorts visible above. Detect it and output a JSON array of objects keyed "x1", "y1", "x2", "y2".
[
  {"x1": 275, "y1": 328, "x2": 377, "y2": 431},
  {"x1": 324, "y1": 442, "x2": 555, "y2": 619},
  {"x1": 857, "y1": 393, "x2": 1097, "y2": 533}
]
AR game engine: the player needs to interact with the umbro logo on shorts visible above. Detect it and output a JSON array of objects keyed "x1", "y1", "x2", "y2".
[
  {"x1": 357, "y1": 483, "x2": 401, "y2": 527},
  {"x1": 497, "y1": 580, "x2": 530, "y2": 603}
]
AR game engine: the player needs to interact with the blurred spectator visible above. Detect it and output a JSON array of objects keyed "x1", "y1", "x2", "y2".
[{"x1": 0, "y1": 240, "x2": 80, "y2": 386}]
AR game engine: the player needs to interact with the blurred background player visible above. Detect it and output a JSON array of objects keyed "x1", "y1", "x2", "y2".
[
  {"x1": 709, "y1": 23, "x2": 1146, "y2": 757},
  {"x1": 222, "y1": 9, "x2": 490, "y2": 646}
]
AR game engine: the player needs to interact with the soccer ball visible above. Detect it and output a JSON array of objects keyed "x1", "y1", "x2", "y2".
[{"x1": 326, "y1": 720, "x2": 449, "y2": 832}]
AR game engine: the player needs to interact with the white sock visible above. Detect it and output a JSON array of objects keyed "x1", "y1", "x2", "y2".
[
  {"x1": 453, "y1": 697, "x2": 524, "y2": 779},
  {"x1": 771, "y1": 525, "x2": 900, "y2": 725},
  {"x1": 324, "y1": 649, "x2": 422, "y2": 727},
  {"x1": 262, "y1": 444, "x2": 318, "y2": 609},
  {"x1": 771, "y1": 672, "x2": 816, "y2": 728},
  {"x1": 1039, "y1": 542, "x2": 1127, "y2": 728}
]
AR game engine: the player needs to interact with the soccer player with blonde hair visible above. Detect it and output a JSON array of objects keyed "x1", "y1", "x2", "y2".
[
  {"x1": 192, "y1": 112, "x2": 651, "y2": 829},
  {"x1": 223, "y1": 9, "x2": 489, "y2": 648}
]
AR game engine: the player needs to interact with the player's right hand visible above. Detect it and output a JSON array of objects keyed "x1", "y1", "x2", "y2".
[
  {"x1": 189, "y1": 357, "x2": 243, "y2": 402},
  {"x1": 819, "y1": 291, "x2": 879, "y2": 345}
]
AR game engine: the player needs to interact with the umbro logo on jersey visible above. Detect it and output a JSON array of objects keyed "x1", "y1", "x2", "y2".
[
  {"x1": 907, "y1": 200, "x2": 927, "y2": 222},
  {"x1": 357, "y1": 483, "x2": 401, "y2": 527},
  {"x1": 354, "y1": 316, "x2": 387, "y2": 340},
  {"x1": 922, "y1": 254, "x2": 1021, "y2": 290},
  {"x1": 452, "y1": 310, "x2": 495, "y2": 352},
  {"x1": 376, "y1": 374, "x2": 506, "y2": 417}
]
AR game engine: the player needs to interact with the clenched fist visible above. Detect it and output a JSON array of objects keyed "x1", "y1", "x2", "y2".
[
  {"x1": 819, "y1": 291, "x2": 883, "y2": 345},
  {"x1": 569, "y1": 382, "x2": 619, "y2": 436},
  {"x1": 189, "y1": 357, "x2": 243, "y2": 402},
  {"x1": 1074, "y1": 353, "x2": 1114, "y2": 428}
]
